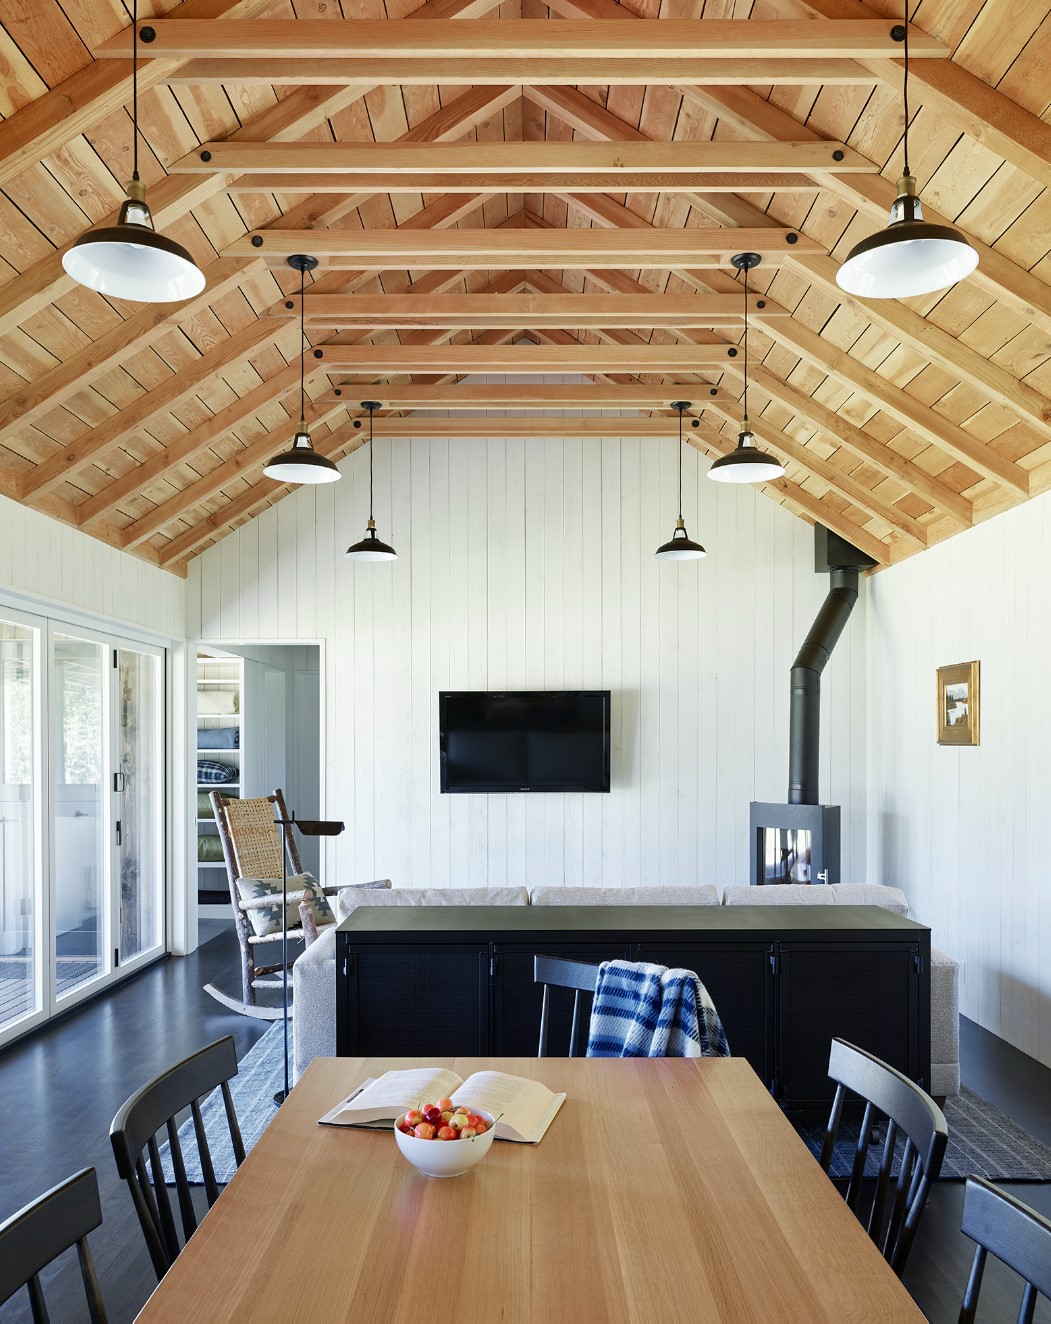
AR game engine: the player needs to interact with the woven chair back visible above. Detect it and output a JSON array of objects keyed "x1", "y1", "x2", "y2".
[{"x1": 221, "y1": 795, "x2": 287, "y2": 879}]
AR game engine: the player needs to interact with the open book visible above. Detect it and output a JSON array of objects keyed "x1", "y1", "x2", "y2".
[{"x1": 318, "y1": 1067, "x2": 565, "y2": 1144}]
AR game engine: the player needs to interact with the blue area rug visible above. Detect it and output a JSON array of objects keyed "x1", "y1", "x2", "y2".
[
  {"x1": 163, "y1": 1028, "x2": 1051, "y2": 1185},
  {"x1": 800, "y1": 1086, "x2": 1051, "y2": 1181}
]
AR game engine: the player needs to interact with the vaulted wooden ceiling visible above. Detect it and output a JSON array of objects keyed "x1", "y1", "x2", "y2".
[{"x1": 0, "y1": 0, "x2": 1048, "y2": 577}]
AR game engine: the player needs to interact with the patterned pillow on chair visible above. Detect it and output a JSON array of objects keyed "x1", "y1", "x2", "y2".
[{"x1": 235, "y1": 872, "x2": 331, "y2": 937}]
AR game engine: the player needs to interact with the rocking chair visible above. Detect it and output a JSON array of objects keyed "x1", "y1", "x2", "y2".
[{"x1": 203, "y1": 788, "x2": 338, "y2": 1020}]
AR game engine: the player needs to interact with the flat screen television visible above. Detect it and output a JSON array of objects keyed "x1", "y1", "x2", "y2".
[{"x1": 439, "y1": 691, "x2": 611, "y2": 793}]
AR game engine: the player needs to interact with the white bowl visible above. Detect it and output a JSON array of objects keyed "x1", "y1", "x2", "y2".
[{"x1": 394, "y1": 1109, "x2": 497, "y2": 1178}]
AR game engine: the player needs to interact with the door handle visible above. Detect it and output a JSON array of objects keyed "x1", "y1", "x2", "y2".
[{"x1": 116, "y1": 819, "x2": 122, "y2": 846}]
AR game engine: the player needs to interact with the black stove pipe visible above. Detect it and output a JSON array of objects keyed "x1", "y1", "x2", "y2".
[{"x1": 788, "y1": 567, "x2": 859, "y2": 806}]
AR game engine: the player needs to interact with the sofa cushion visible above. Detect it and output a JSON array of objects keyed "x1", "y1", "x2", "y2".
[
  {"x1": 722, "y1": 884, "x2": 835, "y2": 906},
  {"x1": 335, "y1": 884, "x2": 529, "y2": 923},
  {"x1": 530, "y1": 885, "x2": 720, "y2": 907},
  {"x1": 830, "y1": 883, "x2": 909, "y2": 916}
]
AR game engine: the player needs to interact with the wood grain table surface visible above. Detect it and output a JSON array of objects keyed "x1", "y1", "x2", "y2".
[{"x1": 136, "y1": 1056, "x2": 924, "y2": 1323}]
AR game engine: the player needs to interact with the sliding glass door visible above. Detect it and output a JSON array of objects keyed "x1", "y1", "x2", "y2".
[
  {"x1": 115, "y1": 644, "x2": 163, "y2": 965},
  {"x1": 52, "y1": 632, "x2": 107, "y2": 999},
  {"x1": 0, "y1": 612, "x2": 42, "y2": 1037},
  {"x1": 0, "y1": 611, "x2": 165, "y2": 1046}
]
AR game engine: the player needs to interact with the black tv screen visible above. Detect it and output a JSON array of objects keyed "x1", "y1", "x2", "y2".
[{"x1": 440, "y1": 691, "x2": 611, "y2": 793}]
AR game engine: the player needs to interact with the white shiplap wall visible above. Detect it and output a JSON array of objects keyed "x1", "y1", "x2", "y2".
[
  {"x1": 187, "y1": 432, "x2": 867, "y2": 893},
  {"x1": 0, "y1": 494, "x2": 184, "y2": 638},
  {"x1": 868, "y1": 491, "x2": 1051, "y2": 1068}
]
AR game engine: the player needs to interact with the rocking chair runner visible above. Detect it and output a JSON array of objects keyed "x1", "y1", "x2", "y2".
[{"x1": 203, "y1": 788, "x2": 339, "y2": 1020}]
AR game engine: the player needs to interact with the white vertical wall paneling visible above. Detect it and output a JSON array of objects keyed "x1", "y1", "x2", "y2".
[
  {"x1": 189, "y1": 431, "x2": 867, "y2": 903},
  {"x1": 867, "y1": 489, "x2": 1051, "y2": 1067},
  {"x1": 0, "y1": 495, "x2": 183, "y2": 639}
]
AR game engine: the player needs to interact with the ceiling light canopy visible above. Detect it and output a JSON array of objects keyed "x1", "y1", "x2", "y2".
[
  {"x1": 655, "y1": 402, "x2": 706, "y2": 561},
  {"x1": 62, "y1": 6, "x2": 205, "y2": 304},
  {"x1": 709, "y1": 253, "x2": 785, "y2": 486},
  {"x1": 836, "y1": 11, "x2": 977, "y2": 300},
  {"x1": 263, "y1": 254, "x2": 342, "y2": 486},
  {"x1": 347, "y1": 403, "x2": 398, "y2": 562}
]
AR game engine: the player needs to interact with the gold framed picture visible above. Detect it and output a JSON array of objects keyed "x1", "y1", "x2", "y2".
[{"x1": 937, "y1": 661, "x2": 980, "y2": 746}]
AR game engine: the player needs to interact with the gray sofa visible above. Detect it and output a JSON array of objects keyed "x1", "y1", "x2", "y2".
[{"x1": 292, "y1": 880, "x2": 960, "y2": 1098}]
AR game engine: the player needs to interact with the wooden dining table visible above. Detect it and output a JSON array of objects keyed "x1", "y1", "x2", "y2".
[{"x1": 136, "y1": 1056, "x2": 924, "y2": 1322}]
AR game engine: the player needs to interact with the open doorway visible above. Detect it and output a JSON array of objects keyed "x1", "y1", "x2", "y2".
[{"x1": 195, "y1": 644, "x2": 321, "y2": 927}]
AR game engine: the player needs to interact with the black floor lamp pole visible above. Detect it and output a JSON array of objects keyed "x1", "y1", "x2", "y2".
[{"x1": 273, "y1": 811, "x2": 345, "y2": 1107}]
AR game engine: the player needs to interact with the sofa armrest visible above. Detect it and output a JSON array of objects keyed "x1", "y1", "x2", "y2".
[{"x1": 930, "y1": 946, "x2": 960, "y2": 1098}]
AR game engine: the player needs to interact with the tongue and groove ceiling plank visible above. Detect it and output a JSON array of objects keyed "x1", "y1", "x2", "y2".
[{"x1": 0, "y1": 0, "x2": 1048, "y2": 575}]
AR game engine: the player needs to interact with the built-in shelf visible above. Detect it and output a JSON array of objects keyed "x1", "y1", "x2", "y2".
[{"x1": 196, "y1": 652, "x2": 245, "y2": 912}]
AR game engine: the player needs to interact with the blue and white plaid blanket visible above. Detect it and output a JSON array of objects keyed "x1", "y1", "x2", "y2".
[
  {"x1": 586, "y1": 959, "x2": 730, "y2": 1059},
  {"x1": 196, "y1": 759, "x2": 239, "y2": 784}
]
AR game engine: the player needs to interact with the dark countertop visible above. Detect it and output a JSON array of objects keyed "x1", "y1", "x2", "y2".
[{"x1": 338, "y1": 903, "x2": 930, "y2": 938}]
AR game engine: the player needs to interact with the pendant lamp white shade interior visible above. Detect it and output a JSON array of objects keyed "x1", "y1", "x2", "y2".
[
  {"x1": 708, "y1": 430, "x2": 785, "y2": 485},
  {"x1": 263, "y1": 425, "x2": 341, "y2": 484},
  {"x1": 835, "y1": 186, "x2": 979, "y2": 299},
  {"x1": 346, "y1": 520, "x2": 398, "y2": 562},
  {"x1": 62, "y1": 185, "x2": 207, "y2": 302},
  {"x1": 654, "y1": 518, "x2": 706, "y2": 560},
  {"x1": 62, "y1": 7, "x2": 206, "y2": 305}
]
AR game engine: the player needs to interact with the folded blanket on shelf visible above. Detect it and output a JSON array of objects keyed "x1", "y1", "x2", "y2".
[
  {"x1": 197, "y1": 760, "x2": 238, "y2": 785},
  {"x1": 197, "y1": 834, "x2": 225, "y2": 862},
  {"x1": 197, "y1": 726, "x2": 240, "y2": 750},
  {"x1": 586, "y1": 959, "x2": 730, "y2": 1060}
]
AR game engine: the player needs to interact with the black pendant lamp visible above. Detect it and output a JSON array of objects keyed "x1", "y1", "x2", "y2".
[
  {"x1": 263, "y1": 255, "x2": 341, "y2": 485},
  {"x1": 836, "y1": 5, "x2": 977, "y2": 299},
  {"x1": 655, "y1": 402, "x2": 706, "y2": 561},
  {"x1": 62, "y1": 2, "x2": 205, "y2": 303},
  {"x1": 708, "y1": 253, "x2": 785, "y2": 485},
  {"x1": 346, "y1": 403, "x2": 398, "y2": 562}
]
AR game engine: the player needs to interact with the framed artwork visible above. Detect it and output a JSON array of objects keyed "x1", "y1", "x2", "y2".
[{"x1": 937, "y1": 661, "x2": 980, "y2": 746}]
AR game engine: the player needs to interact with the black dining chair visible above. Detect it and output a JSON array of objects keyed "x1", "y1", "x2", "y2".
[
  {"x1": 0, "y1": 1167, "x2": 108, "y2": 1323},
  {"x1": 958, "y1": 1175, "x2": 1051, "y2": 1322},
  {"x1": 110, "y1": 1035, "x2": 246, "y2": 1280},
  {"x1": 534, "y1": 955, "x2": 600, "y2": 1056},
  {"x1": 819, "y1": 1037, "x2": 948, "y2": 1278}
]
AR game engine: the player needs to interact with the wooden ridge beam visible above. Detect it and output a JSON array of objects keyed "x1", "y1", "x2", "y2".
[
  {"x1": 225, "y1": 171, "x2": 818, "y2": 194},
  {"x1": 315, "y1": 344, "x2": 737, "y2": 371},
  {"x1": 97, "y1": 19, "x2": 947, "y2": 61},
  {"x1": 232, "y1": 228, "x2": 818, "y2": 268},
  {"x1": 165, "y1": 56, "x2": 875, "y2": 86},
  {"x1": 272, "y1": 293, "x2": 784, "y2": 329},
  {"x1": 174, "y1": 140, "x2": 870, "y2": 175}
]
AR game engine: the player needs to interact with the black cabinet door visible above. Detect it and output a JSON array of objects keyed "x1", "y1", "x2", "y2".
[
  {"x1": 342, "y1": 943, "x2": 489, "y2": 1056},
  {"x1": 778, "y1": 942, "x2": 919, "y2": 1120},
  {"x1": 492, "y1": 942, "x2": 631, "y2": 1055},
  {"x1": 633, "y1": 942, "x2": 774, "y2": 1088}
]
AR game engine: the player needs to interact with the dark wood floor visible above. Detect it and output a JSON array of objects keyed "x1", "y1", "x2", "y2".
[{"x1": 1, "y1": 927, "x2": 1049, "y2": 1322}]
